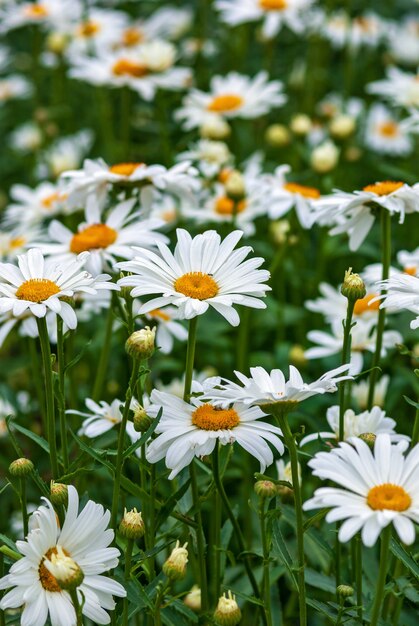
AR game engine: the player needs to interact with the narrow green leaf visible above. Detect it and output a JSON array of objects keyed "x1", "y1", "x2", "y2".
[{"x1": 390, "y1": 538, "x2": 419, "y2": 580}]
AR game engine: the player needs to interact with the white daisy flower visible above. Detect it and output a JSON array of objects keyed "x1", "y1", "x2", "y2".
[
  {"x1": 3, "y1": 182, "x2": 69, "y2": 228},
  {"x1": 305, "y1": 282, "x2": 385, "y2": 324},
  {"x1": 367, "y1": 66, "x2": 419, "y2": 109},
  {"x1": 352, "y1": 375, "x2": 389, "y2": 411},
  {"x1": 361, "y1": 262, "x2": 400, "y2": 289},
  {"x1": 38, "y1": 130, "x2": 94, "y2": 179},
  {"x1": 215, "y1": 0, "x2": 313, "y2": 39},
  {"x1": 374, "y1": 272, "x2": 419, "y2": 330},
  {"x1": 117, "y1": 228, "x2": 271, "y2": 327},
  {"x1": 0, "y1": 248, "x2": 118, "y2": 329},
  {"x1": 364, "y1": 103, "x2": 413, "y2": 157},
  {"x1": 0, "y1": 227, "x2": 40, "y2": 262},
  {"x1": 137, "y1": 304, "x2": 188, "y2": 354},
  {"x1": 386, "y1": 16, "x2": 419, "y2": 66},
  {"x1": 114, "y1": 7, "x2": 192, "y2": 49},
  {"x1": 348, "y1": 13, "x2": 385, "y2": 49},
  {"x1": 35, "y1": 196, "x2": 168, "y2": 276},
  {"x1": 66, "y1": 8, "x2": 129, "y2": 56},
  {"x1": 321, "y1": 11, "x2": 350, "y2": 49},
  {"x1": 300, "y1": 405, "x2": 409, "y2": 446},
  {"x1": 9, "y1": 122, "x2": 43, "y2": 153},
  {"x1": 303, "y1": 435, "x2": 419, "y2": 546},
  {"x1": 0, "y1": 485, "x2": 126, "y2": 624},
  {"x1": 68, "y1": 397, "x2": 141, "y2": 445},
  {"x1": 0, "y1": 0, "x2": 76, "y2": 33},
  {"x1": 202, "y1": 364, "x2": 352, "y2": 409},
  {"x1": 0, "y1": 75, "x2": 32, "y2": 103},
  {"x1": 177, "y1": 139, "x2": 233, "y2": 179},
  {"x1": 145, "y1": 389, "x2": 284, "y2": 479},
  {"x1": 175, "y1": 71, "x2": 286, "y2": 130},
  {"x1": 397, "y1": 247, "x2": 419, "y2": 277}
]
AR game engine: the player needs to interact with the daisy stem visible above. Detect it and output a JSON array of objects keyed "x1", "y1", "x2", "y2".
[
  {"x1": 36, "y1": 317, "x2": 59, "y2": 478},
  {"x1": 183, "y1": 317, "x2": 198, "y2": 403},
  {"x1": 122, "y1": 539, "x2": 134, "y2": 626},
  {"x1": 276, "y1": 415, "x2": 307, "y2": 626},
  {"x1": 370, "y1": 525, "x2": 392, "y2": 626},
  {"x1": 111, "y1": 359, "x2": 140, "y2": 529},
  {"x1": 355, "y1": 532, "x2": 363, "y2": 623},
  {"x1": 19, "y1": 477, "x2": 28, "y2": 537},
  {"x1": 70, "y1": 589, "x2": 82, "y2": 626},
  {"x1": 92, "y1": 298, "x2": 114, "y2": 401},
  {"x1": 367, "y1": 209, "x2": 391, "y2": 410},
  {"x1": 28, "y1": 337, "x2": 45, "y2": 425},
  {"x1": 259, "y1": 499, "x2": 273, "y2": 626},
  {"x1": 57, "y1": 317, "x2": 69, "y2": 471},
  {"x1": 411, "y1": 405, "x2": 419, "y2": 446},
  {"x1": 338, "y1": 299, "x2": 355, "y2": 441}
]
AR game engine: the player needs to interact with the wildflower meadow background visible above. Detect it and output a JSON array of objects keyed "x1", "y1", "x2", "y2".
[{"x1": 0, "y1": 1, "x2": 418, "y2": 625}]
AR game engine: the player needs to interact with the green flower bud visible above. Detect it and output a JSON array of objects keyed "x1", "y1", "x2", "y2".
[
  {"x1": 133, "y1": 405, "x2": 152, "y2": 432},
  {"x1": 254, "y1": 480, "x2": 277, "y2": 499},
  {"x1": 125, "y1": 327, "x2": 156, "y2": 360},
  {"x1": 163, "y1": 541, "x2": 188, "y2": 580},
  {"x1": 214, "y1": 591, "x2": 241, "y2": 625},
  {"x1": 337, "y1": 584, "x2": 354, "y2": 599},
  {"x1": 9, "y1": 458, "x2": 34, "y2": 477},
  {"x1": 341, "y1": 268, "x2": 367, "y2": 302},
  {"x1": 358, "y1": 432, "x2": 376, "y2": 449},
  {"x1": 50, "y1": 481, "x2": 68, "y2": 506},
  {"x1": 119, "y1": 508, "x2": 145, "y2": 540}
]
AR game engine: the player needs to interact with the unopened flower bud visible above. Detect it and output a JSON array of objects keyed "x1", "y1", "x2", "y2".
[
  {"x1": 225, "y1": 171, "x2": 246, "y2": 202},
  {"x1": 125, "y1": 327, "x2": 156, "y2": 360},
  {"x1": 345, "y1": 146, "x2": 363, "y2": 162},
  {"x1": 9, "y1": 458, "x2": 34, "y2": 477},
  {"x1": 184, "y1": 585, "x2": 201, "y2": 612},
  {"x1": 50, "y1": 481, "x2": 68, "y2": 506},
  {"x1": 329, "y1": 114, "x2": 356, "y2": 139},
  {"x1": 341, "y1": 268, "x2": 367, "y2": 302},
  {"x1": 214, "y1": 590, "x2": 241, "y2": 625},
  {"x1": 133, "y1": 405, "x2": 152, "y2": 432},
  {"x1": 46, "y1": 32, "x2": 69, "y2": 55},
  {"x1": 265, "y1": 124, "x2": 290, "y2": 147},
  {"x1": 310, "y1": 140, "x2": 339, "y2": 173},
  {"x1": 289, "y1": 344, "x2": 307, "y2": 368},
  {"x1": 119, "y1": 507, "x2": 145, "y2": 540},
  {"x1": 290, "y1": 114, "x2": 312, "y2": 136},
  {"x1": 337, "y1": 584, "x2": 354, "y2": 599},
  {"x1": 358, "y1": 432, "x2": 376, "y2": 449},
  {"x1": 200, "y1": 115, "x2": 231, "y2": 140},
  {"x1": 163, "y1": 541, "x2": 188, "y2": 580},
  {"x1": 44, "y1": 545, "x2": 84, "y2": 591},
  {"x1": 269, "y1": 219, "x2": 290, "y2": 245},
  {"x1": 254, "y1": 480, "x2": 277, "y2": 499}
]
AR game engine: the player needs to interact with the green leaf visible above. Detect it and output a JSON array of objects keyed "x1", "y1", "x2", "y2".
[
  {"x1": 306, "y1": 598, "x2": 339, "y2": 621},
  {"x1": 8, "y1": 420, "x2": 50, "y2": 454},
  {"x1": 390, "y1": 538, "x2": 419, "y2": 580},
  {"x1": 403, "y1": 395, "x2": 419, "y2": 411},
  {"x1": 271, "y1": 519, "x2": 298, "y2": 590},
  {"x1": 305, "y1": 568, "x2": 336, "y2": 594},
  {"x1": 69, "y1": 429, "x2": 114, "y2": 472},
  {"x1": 122, "y1": 407, "x2": 162, "y2": 459},
  {"x1": 161, "y1": 599, "x2": 199, "y2": 625},
  {"x1": 64, "y1": 340, "x2": 92, "y2": 373},
  {"x1": 155, "y1": 478, "x2": 191, "y2": 528}
]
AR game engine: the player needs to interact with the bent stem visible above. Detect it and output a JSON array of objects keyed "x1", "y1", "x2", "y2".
[{"x1": 370, "y1": 525, "x2": 392, "y2": 626}]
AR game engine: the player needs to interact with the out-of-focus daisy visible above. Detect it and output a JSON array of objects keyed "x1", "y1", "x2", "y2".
[
  {"x1": 300, "y1": 405, "x2": 408, "y2": 446},
  {"x1": 36, "y1": 196, "x2": 167, "y2": 275},
  {"x1": 117, "y1": 229, "x2": 271, "y2": 326},
  {"x1": 0, "y1": 485, "x2": 126, "y2": 623},
  {"x1": 0, "y1": 0, "x2": 77, "y2": 33},
  {"x1": 145, "y1": 389, "x2": 284, "y2": 479},
  {"x1": 9, "y1": 122, "x2": 43, "y2": 153},
  {"x1": 3, "y1": 182, "x2": 69, "y2": 228},
  {"x1": 69, "y1": 397, "x2": 140, "y2": 444},
  {"x1": 156, "y1": 370, "x2": 218, "y2": 399},
  {"x1": 0, "y1": 248, "x2": 117, "y2": 329},
  {"x1": 364, "y1": 103, "x2": 413, "y2": 156},
  {"x1": 367, "y1": 67, "x2": 419, "y2": 109},
  {"x1": 361, "y1": 263, "x2": 400, "y2": 288},
  {"x1": 175, "y1": 71, "x2": 286, "y2": 130},
  {"x1": 0, "y1": 227, "x2": 40, "y2": 261},
  {"x1": 277, "y1": 458, "x2": 301, "y2": 486},
  {"x1": 321, "y1": 11, "x2": 350, "y2": 49},
  {"x1": 397, "y1": 247, "x2": 419, "y2": 277},
  {"x1": 38, "y1": 130, "x2": 94, "y2": 179},
  {"x1": 305, "y1": 317, "x2": 402, "y2": 374},
  {"x1": 114, "y1": 6, "x2": 192, "y2": 49},
  {"x1": 349, "y1": 13, "x2": 385, "y2": 49},
  {"x1": 303, "y1": 435, "x2": 419, "y2": 546},
  {"x1": 215, "y1": 0, "x2": 314, "y2": 39},
  {"x1": 0, "y1": 75, "x2": 32, "y2": 103},
  {"x1": 177, "y1": 140, "x2": 232, "y2": 179},
  {"x1": 305, "y1": 282, "x2": 386, "y2": 324},
  {"x1": 386, "y1": 16, "x2": 419, "y2": 66},
  {"x1": 352, "y1": 375, "x2": 389, "y2": 411},
  {"x1": 135, "y1": 304, "x2": 187, "y2": 354},
  {"x1": 67, "y1": 8, "x2": 128, "y2": 55},
  {"x1": 374, "y1": 273, "x2": 419, "y2": 329},
  {"x1": 317, "y1": 93, "x2": 364, "y2": 120},
  {"x1": 0, "y1": 397, "x2": 14, "y2": 437}
]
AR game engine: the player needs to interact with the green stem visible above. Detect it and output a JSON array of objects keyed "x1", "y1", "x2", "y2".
[
  {"x1": 338, "y1": 299, "x2": 355, "y2": 441},
  {"x1": 57, "y1": 318, "x2": 69, "y2": 471},
  {"x1": 122, "y1": 539, "x2": 134, "y2": 626},
  {"x1": 110, "y1": 360, "x2": 140, "y2": 529},
  {"x1": 92, "y1": 301, "x2": 114, "y2": 401},
  {"x1": 355, "y1": 533, "x2": 363, "y2": 624},
  {"x1": 370, "y1": 525, "x2": 392, "y2": 626},
  {"x1": 237, "y1": 307, "x2": 250, "y2": 373},
  {"x1": 183, "y1": 317, "x2": 198, "y2": 402},
  {"x1": 259, "y1": 500, "x2": 273, "y2": 626},
  {"x1": 28, "y1": 337, "x2": 45, "y2": 426},
  {"x1": 36, "y1": 317, "x2": 59, "y2": 478},
  {"x1": 212, "y1": 487, "x2": 221, "y2": 604},
  {"x1": 0, "y1": 554, "x2": 5, "y2": 626},
  {"x1": 411, "y1": 406, "x2": 419, "y2": 446},
  {"x1": 368, "y1": 210, "x2": 391, "y2": 410},
  {"x1": 70, "y1": 589, "x2": 82, "y2": 626},
  {"x1": 121, "y1": 87, "x2": 131, "y2": 159},
  {"x1": 20, "y1": 478, "x2": 28, "y2": 537}
]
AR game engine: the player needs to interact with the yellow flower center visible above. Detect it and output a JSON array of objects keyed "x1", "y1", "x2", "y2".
[
  {"x1": 41, "y1": 191, "x2": 66, "y2": 210},
  {"x1": 208, "y1": 94, "x2": 244, "y2": 113},
  {"x1": 109, "y1": 162, "x2": 143, "y2": 176},
  {"x1": 16, "y1": 279, "x2": 60, "y2": 303},
  {"x1": 404, "y1": 266, "x2": 417, "y2": 276},
  {"x1": 353, "y1": 294, "x2": 380, "y2": 316},
  {"x1": 122, "y1": 27, "x2": 144, "y2": 47},
  {"x1": 112, "y1": 59, "x2": 148, "y2": 77},
  {"x1": 23, "y1": 3, "x2": 48, "y2": 18},
  {"x1": 215, "y1": 196, "x2": 247, "y2": 215},
  {"x1": 39, "y1": 547, "x2": 70, "y2": 592},
  {"x1": 174, "y1": 272, "x2": 219, "y2": 300},
  {"x1": 10, "y1": 236, "x2": 26, "y2": 249},
  {"x1": 192, "y1": 404, "x2": 240, "y2": 430},
  {"x1": 377, "y1": 121, "x2": 399, "y2": 137},
  {"x1": 77, "y1": 20, "x2": 101, "y2": 38},
  {"x1": 218, "y1": 168, "x2": 233, "y2": 184},
  {"x1": 70, "y1": 223, "x2": 117, "y2": 254},
  {"x1": 284, "y1": 182, "x2": 321, "y2": 199},
  {"x1": 363, "y1": 181, "x2": 404, "y2": 196},
  {"x1": 259, "y1": 0, "x2": 288, "y2": 10},
  {"x1": 367, "y1": 484, "x2": 412, "y2": 512},
  {"x1": 149, "y1": 308, "x2": 171, "y2": 321}
]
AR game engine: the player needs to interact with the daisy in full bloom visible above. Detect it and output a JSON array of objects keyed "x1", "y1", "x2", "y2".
[
  {"x1": 0, "y1": 227, "x2": 40, "y2": 262},
  {"x1": 215, "y1": 0, "x2": 314, "y2": 39},
  {"x1": 367, "y1": 66, "x2": 419, "y2": 109},
  {"x1": 305, "y1": 281, "x2": 388, "y2": 324},
  {"x1": 0, "y1": 75, "x2": 32, "y2": 103},
  {"x1": 202, "y1": 364, "x2": 352, "y2": 411},
  {"x1": 35, "y1": 196, "x2": 168, "y2": 276},
  {"x1": 0, "y1": 248, "x2": 118, "y2": 330},
  {"x1": 68, "y1": 397, "x2": 141, "y2": 446},
  {"x1": 374, "y1": 272, "x2": 419, "y2": 329},
  {"x1": 9, "y1": 122, "x2": 43, "y2": 154},
  {"x1": 175, "y1": 71, "x2": 286, "y2": 130},
  {"x1": 145, "y1": 389, "x2": 284, "y2": 479},
  {"x1": 386, "y1": 16, "x2": 419, "y2": 66},
  {"x1": 117, "y1": 229, "x2": 271, "y2": 326},
  {"x1": 113, "y1": 7, "x2": 192, "y2": 49},
  {"x1": 177, "y1": 140, "x2": 233, "y2": 179},
  {"x1": 0, "y1": 485, "x2": 126, "y2": 624},
  {"x1": 66, "y1": 8, "x2": 129, "y2": 56},
  {"x1": 3, "y1": 182, "x2": 69, "y2": 228},
  {"x1": 0, "y1": 0, "x2": 77, "y2": 33},
  {"x1": 397, "y1": 247, "x2": 419, "y2": 276},
  {"x1": 303, "y1": 435, "x2": 419, "y2": 546},
  {"x1": 300, "y1": 405, "x2": 409, "y2": 446},
  {"x1": 364, "y1": 103, "x2": 413, "y2": 157}
]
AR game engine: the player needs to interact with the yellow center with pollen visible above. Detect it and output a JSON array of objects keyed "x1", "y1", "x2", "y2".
[
  {"x1": 284, "y1": 182, "x2": 321, "y2": 199},
  {"x1": 353, "y1": 294, "x2": 380, "y2": 316},
  {"x1": 149, "y1": 308, "x2": 171, "y2": 321},
  {"x1": 39, "y1": 547, "x2": 70, "y2": 592},
  {"x1": 78, "y1": 20, "x2": 100, "y2": 38},
  {"x1": 192, "y1": 404, "x2": 240, "y2": 431},
  {"x1": 10, "y1": 237, "x2": 26, "y2": 249},
  {"x1": 41, "y1": 191, "x2": 65, "y2": 210},
  {"x1": 208, "y1": 94, "x2": 243, "y2": 113},
  {"x1": 378, "y1": 121, "x2": 398, "y2": 137},
  {"x1": 259, "y1": 0, "x2": 288, "y2": 10},
  {"x1": 112, "y1": 59, "x2": 148, "y2": 78},
  {"x1": 16, "y1": 279, "x2": 60, "y2": 303},
  {"x1": 363, "y1": 181, "x2": 404, "y2": 196},
  {"x1": 174, "y1": 272, "x2": 219, "y2": 300},
  {"x1": 70, "y1": 224, "x2": 117, "y2": 254},
  {"x1": 122, "y1": 28, "x2": 144, "y2": 47},
  {"x1": 24, "y1": 3, "x2": 48, "y2": 18},
  {"x1": 367, "y1": 484, "x2": 411, "y2": 512},
  {"x1": 109, "y1": 162, "x2": 143, "y2": 176},
  {"x1": 215, "y1": 196, "x2": 247, "y2": 215},
  {"x1": 404, "y1": 266, "x2": 417, "y2": 276}
]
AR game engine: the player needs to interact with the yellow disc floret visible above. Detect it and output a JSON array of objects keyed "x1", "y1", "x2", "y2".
[
  {"x1": 259, "y1": 0, "x2": 288, "y2": 10},
  {"x1": 353, "y1": 294, "x2": 380, "y2": 315},
  {"x1": 16, "y1": 279, "x2": 60, "y2": 303},
  {"x1": 208, "y1": 94, "x2": 243, "y2": 113},
  {"x1": 215, "y1": 196, "x2": 247, "y2": 215},
  {"x1": 283, "y1": 182, "x2": 321, "y2": 199},
  {"x1": 112, "y1": 59, "x2": 148, "y2": 78},
  {"x1": 70, "y1": 224, "x2": 117, "y2": 253},
  {"x1": 363, "y1": 181, "x2": 404, "y2": 196},
  {"x1": 367, "y1": 484, "x2": 412, "y2": 512},
  {"x1": 109, "y1": 162, "x2": 143, "y2": 176},
  {"x1": 39, "y1": 547, "x2": 64, "y2": 592},
  {"x1": 174, "y1": 272, "x2": 219, "y2": 300},
  {"x1": 192, "y1": 404, "x2": 240, "y2": 431}
]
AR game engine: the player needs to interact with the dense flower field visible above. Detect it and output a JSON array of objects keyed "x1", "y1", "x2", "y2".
[{"x1": 0, "y1": 1, "x2": 418, "y2": 625}]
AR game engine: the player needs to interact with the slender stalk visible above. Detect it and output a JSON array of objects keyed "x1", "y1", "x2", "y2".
[
  {"x1": 56, "y1": 318, "x2": 69, "y2": 471},
  {"x1": 20, "y1": 478, "x2": 28, "y2": 537},
  {"x1": 0, "y1": 554, "x2": 5, "y2": 626},
  {"x1": 121, "y1": 87, "x2": 131, "y2": 159},
  {"x1": 36, "y1": 317, "x2": 59, "y2": 478},
  {"x1": 28, "y1": 337, "x2": 45, "y2": 425},
  {"x1": 411, "y1": 406, "x2": 419, "y2": 446},
  {"x1": 110, "y1": 360, "x2": 140, "y2": 529},
  {"x1": 368, "y1": 209, "x2": 391, "y2": 409},
  {"x1": 183, "y1": 317, "x2": 198, "y2": 403},
  {"x1": 70, "y1": 590, "x2": 82, "y2": 626},
  {"x1": 370, "y1": 525, "x2": 392, "y2": 626},
  {"x1": 338, "y1": 299, "x2": 355, "y2": 441},
  {"x1": 92, "y1": 301, "x2": 114, "y2": 401},
  {"x1": 355, "y1": 533, "x2": 363, "y2": 623},
  {"x1": 259, "y1": 499, "x2": 273, "y2": 626},
  {"x1": 212, "y1": 486, "x2": 221, "y2": 604},
  {"x1": 122, "y1": 539, "x2": 134, "y2": 626},
  {"x1": 237, "y1": 308, "x2": 250, "y2": 373}
]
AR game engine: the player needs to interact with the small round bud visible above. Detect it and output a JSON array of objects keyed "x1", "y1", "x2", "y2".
[
  {"x1": 9, "y1": 458, "x2": 34, "y2": 477},
  {"x1": 344, "y1": 146, "x2": 363, "y2": 162},
  {"x1": 310, "y1": 140, "x2": 339, "y2": 173},
  {"x1": 358, "y1": 432, "x2": 376, "y2": 448},
  {"x1": 46, "y1": 32, "x2": 69, "y2": 55},
  {"x1": 133, "y1": 405, "x2": 152, "y2": 432},
  {"x1": 44, "y1": 545, "x2": 84, "y2": 591},
  {"x1": 289, "y1": 344, "x2": 307, "y2": 368},
  {"x1": 337, "y1": 584, "x2": 354, "y2": 599},
  {"x1": 200, "y1": 115, "x2": 231, "y2": 140},
  {"x1": 163, "y1": 541, "x2": 188, "y2": 580},
  {"x1": 254, "y1": 480, "x2": 277, "y2": 499},
  {"x1": 50, "y1": 481, "x2": 68, "y2": 506},
  {"x1": 119, "y1": 507, "x2": 145, "y2": 540},
  {"x1": 341, "y1": 268, "x2": 367, "y2": 302},
  {"x1": 214, "y1": 590, "x2": 241, "y2": 626},
  {"x1": 265, "y1": 123, "x2": 290, "y2": 147},
  {"x1": 125, "y1": 326, "x2": 156, "y2": 360},
  {"x1": 269, "y1": 219, "x2": 290, "y2": 245},
  {"x1": 184, "y1": 585, "x2": 201, "y2": 612},
  {"x1": 225, "y1": 170, "x2": 246, "y2": 202},
  {"x1": 329, "y1": 114, "x2": 356, "y2": 139},
  {"x1": 290, "y1": 114, "x2": 312, "y2": 136}
]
